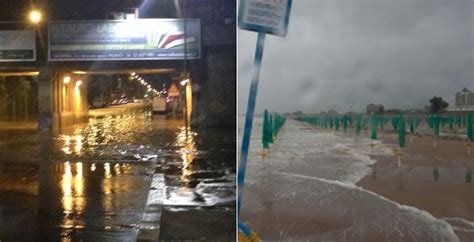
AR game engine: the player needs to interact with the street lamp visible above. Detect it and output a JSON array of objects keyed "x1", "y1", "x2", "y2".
[
  {"x1": 29, "y1": 10, "x2": 43, "y2": 24},
  {"x1": 180, "y1": 79, "x2": 189, "y2": 86},
  {"x1": 63, "y1": 76, "x2": 71, "y2": 84}
]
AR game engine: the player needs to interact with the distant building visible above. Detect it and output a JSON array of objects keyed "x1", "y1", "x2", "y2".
[
  {"x1": 448, "y1": 88, "x2": 474, "y2": 112},
  {"x1": 366, "y1": 104, "x2": 384, "y2": 114}
]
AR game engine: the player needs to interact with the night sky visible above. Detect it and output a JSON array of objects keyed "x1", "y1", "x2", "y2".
[{"x1": 0, "y1": 0, "x2": 176, "y2": 21}]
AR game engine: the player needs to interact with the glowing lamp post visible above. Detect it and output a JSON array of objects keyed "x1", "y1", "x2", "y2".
[
  {"x1": 181, "y1": 79, "x2": 192, "y2": 129},
  {"x1": 29, "y1": 10, "x2": 43, "y2": 25}
]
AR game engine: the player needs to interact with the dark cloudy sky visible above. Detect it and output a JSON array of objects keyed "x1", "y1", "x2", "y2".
[{"x1": 238, "y1": 0, "x2": 474, "y2": 114}]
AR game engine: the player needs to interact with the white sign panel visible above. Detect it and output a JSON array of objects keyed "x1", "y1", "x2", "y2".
[
  {"x1": 238, "y1": 0, "x2": 292, "y2": 36},
  {"x1": 49, "y1": 19, "x2": 201, "y2": 61},
  {"x1": 0, "y1": 30, "x2": 36, "y2": 62}
]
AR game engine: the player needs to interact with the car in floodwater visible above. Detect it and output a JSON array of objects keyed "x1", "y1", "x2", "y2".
[{"x1": 90, "y1": 98, "x2": 108, "y2": 109}]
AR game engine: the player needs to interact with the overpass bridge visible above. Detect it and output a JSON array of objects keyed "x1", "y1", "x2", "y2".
[{"x1": 0, "y1": 17, "x2": 235, "y2": 130}]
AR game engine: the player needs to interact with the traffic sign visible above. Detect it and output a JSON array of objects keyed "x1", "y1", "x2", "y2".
[{"x1": 238, "y1": 0, "x2": 292, "y2": 36}]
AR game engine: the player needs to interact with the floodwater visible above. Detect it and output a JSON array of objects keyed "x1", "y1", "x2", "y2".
[
  {"x1": 239, "y1": 118, "x2": 473, "y2": 241},
  {"x1": 0, "y1": 106, "x2": 235, "y2": 241}
]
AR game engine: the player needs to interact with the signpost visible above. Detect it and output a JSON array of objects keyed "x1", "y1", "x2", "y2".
[
  {"x1": 0, "y1": 30, "x2": 36, "y2": 62},
  {"x1": 48, "y1": 19, "x2": 201, "y2": 61},
  {"x1": 237, "y1": 0, "x2": 292, "y2": 237}
]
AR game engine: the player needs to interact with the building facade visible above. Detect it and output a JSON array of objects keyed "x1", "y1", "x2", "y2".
[{"x1": 449, "y1": 88, "x2": 474, "y2": 112}]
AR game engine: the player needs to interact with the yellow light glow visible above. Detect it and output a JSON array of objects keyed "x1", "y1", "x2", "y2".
[
  {"x1": 175, "y1": 127, "x2": 197, "y2": 186},
  {"x1": 63, "y1": 76, "x2": 71, "y2": 84},
  {"x1": 62, "y1": 162, "x2": 73, "y2": 213},
  {"x1": 104, "y1": 163, "x2": 111, "y2": 178},
  {"x1": 131, "y1": 72, "x2": 136, "y2": 77},
  {"x1": 76, "y1": 80, "x2": 82, "y2": 87},
  {"x1": 74, "y1": 134, "x2": 83, "y2": 154},
  {"x1": 61, "y1": 135, "x2": 72, "y2": 155},
  {"x1": 72, "y1": 71, "x2": 87, "y2": 75},
  {"x1": 180, "y1": 79, "x2": 189, "y2": 86},
  {"x1": 29, "y1": 10, "x2": 42, "y2": 24},
  {"x1": 61, "y1": 161, "x2": 85, "y2": 228},
  {"x1": 185, "y1": 80, "x2": 192, "y2": 126}
]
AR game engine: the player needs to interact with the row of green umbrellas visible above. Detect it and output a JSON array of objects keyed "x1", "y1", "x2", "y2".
[
  {"x1": 262, "y1": 110, "x2": 286, "y2": 148},
  {"x1": 298, "y1": 112, "x2": 474, "y2": 148}
]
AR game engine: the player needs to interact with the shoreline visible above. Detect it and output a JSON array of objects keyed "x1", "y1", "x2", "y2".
[{"x1": 357, "y1": 132, "x2": 474, "y2": 240}]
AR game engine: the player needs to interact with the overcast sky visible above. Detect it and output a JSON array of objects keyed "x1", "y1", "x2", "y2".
[{"x1": 238, "y1": 0, "x2": 474, "y2": 114}]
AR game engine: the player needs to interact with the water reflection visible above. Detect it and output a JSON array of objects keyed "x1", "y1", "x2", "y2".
[
  {"x1": 56, "y1": 113, "x2": 156, "y2": 159},
  {"x1": 61, "y1": 161, "x2": 85, "y2": 229},
  {"x1": 104, "y1": 163, "x2": 111, "y2": 178},
  {"x1": 175, "y1": 127, "x2": 197, "y2": 187}
]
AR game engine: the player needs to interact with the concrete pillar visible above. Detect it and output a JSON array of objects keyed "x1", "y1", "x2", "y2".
[
  {"x1": 37, "y1": 69, "x2": 89, "y2": 131},
  {"x1": 0, "y1": 77, "x2": 6, "y2": 120},
  {"x1": 201, "y1": 51, "x2": 236, "y2": 127},
  {"x1": 53, "y1": 72, "x2": 89, "y2": 129},
  {"x1": 37, "y1": 67, "x2": 53, "y2": 131}
]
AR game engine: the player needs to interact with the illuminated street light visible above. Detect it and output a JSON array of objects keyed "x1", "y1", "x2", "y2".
[
  {"x1": 180, "y1": 79, "x2": 189, "y2": 86},
  {"x1": 76, "y1": 80, "x2": 83, "y2": 87},
  {"x1": 29, "y1": 10, "x2": 43, "y2": 24},
  {"x1": 63, "y1": 76, "x2": 71, "y2": 84},
  {"x1": 131, "y1": 72, "x2": 136, "y2": 77}
]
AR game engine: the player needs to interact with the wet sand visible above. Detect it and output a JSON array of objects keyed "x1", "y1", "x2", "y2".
[{"x1": 358, "y1": 133, "x2": 474, "y2": 240}]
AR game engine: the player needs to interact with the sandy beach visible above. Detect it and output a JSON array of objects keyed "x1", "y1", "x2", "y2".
[
  {"x1": 358, "y1": 133, "x2": 474, "y2": 241},
  {"x1": 240, "y1": 118, "x2": 473, "y2": 241}
]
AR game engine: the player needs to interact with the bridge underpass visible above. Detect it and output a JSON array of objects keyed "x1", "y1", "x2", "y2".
[{"x1": 1, "y1": 64, "x2": 200, "y2": 131}]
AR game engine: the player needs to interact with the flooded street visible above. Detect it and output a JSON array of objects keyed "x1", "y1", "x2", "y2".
[{"x1": 0, "y1": 104, "x2": 236, "y2": 241}]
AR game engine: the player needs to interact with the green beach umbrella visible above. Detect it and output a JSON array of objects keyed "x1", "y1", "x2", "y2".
[
  {"x1": 370, "y1": 112, "x2": 377, "y2": 140},
  {"x1": 467, "y1": 113, "x2": 473, "y2": 142},
  {"x1": 268, "y1": 114, "x2": 274, "y2": 144},
  {"x1": 262, "y1": 110, "x2": 270, "y2": 149},
  {"x1": 355, "y1": 114, "x2": 361, "y2": 136},
  {"x1": 343, "y1": 115, "x2": 348, "y2": 133},
  {"x1": 398, "y1": 114, "x2": 406, "y2": 148},
  {"x1": 449, "y1": 113, "x2": 454, "y2": 131}
]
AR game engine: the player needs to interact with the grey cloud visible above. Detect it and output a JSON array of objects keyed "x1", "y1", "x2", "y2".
[{"x1": 238, "y1": 0, "x2": 474, "y2": 114}]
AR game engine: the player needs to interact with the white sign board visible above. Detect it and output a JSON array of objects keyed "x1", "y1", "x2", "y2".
[
  {"x1": 0, "y1": 30, "x2": 36, "y2": 62},
  {"x1": 49, "y1": 19, "x2": 201, "y2": 61},
  {"x1": 238, "y1": 0, "x2": 292, "y2": 36}
]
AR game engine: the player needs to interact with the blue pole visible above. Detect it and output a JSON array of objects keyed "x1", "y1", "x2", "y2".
[{"x1": 238, "y1": 32, "x2": 266, "y2": 215}]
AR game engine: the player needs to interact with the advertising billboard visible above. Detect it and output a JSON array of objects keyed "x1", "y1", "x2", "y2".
[
  {"x1": 0, "y1": 30, "x2": 36, "y2": 62},
  {"x1": 49, "y1": 19, "x2": 201, "y2": 61}
]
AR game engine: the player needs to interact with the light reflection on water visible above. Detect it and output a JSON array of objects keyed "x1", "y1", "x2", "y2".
[
  {"x1": 60, "y1": 161, "x2": 85, "y2": 229},
  {"x1": 175, "y1": 126, "x2": 198, "y2": 187},
  {"x1": 56, "y1": 113, "x2": 156, "y2": 158},
  {"x1": 0, "y1": 109, "x2": 235, "y2": 241},
  {"x1": 57, "y1": 160, "x2": 138, "y2": 232}
]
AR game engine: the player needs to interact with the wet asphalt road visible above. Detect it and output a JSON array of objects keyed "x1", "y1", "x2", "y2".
[{"x1": 0, "y1": 104, "x2": 236, "y2": 241}]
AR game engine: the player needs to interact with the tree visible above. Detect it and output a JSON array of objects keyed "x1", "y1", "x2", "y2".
[
  {"x1": 292, "y1": 111, "x2": 303, "y2": 116},
  {"x1": 427, "y1": 96, "x2": 449, "y2": 114}
]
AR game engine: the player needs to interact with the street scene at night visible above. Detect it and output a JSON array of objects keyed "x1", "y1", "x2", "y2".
[{"x1": 0, "y1": 0, "x2": 236, "y2": 241}]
